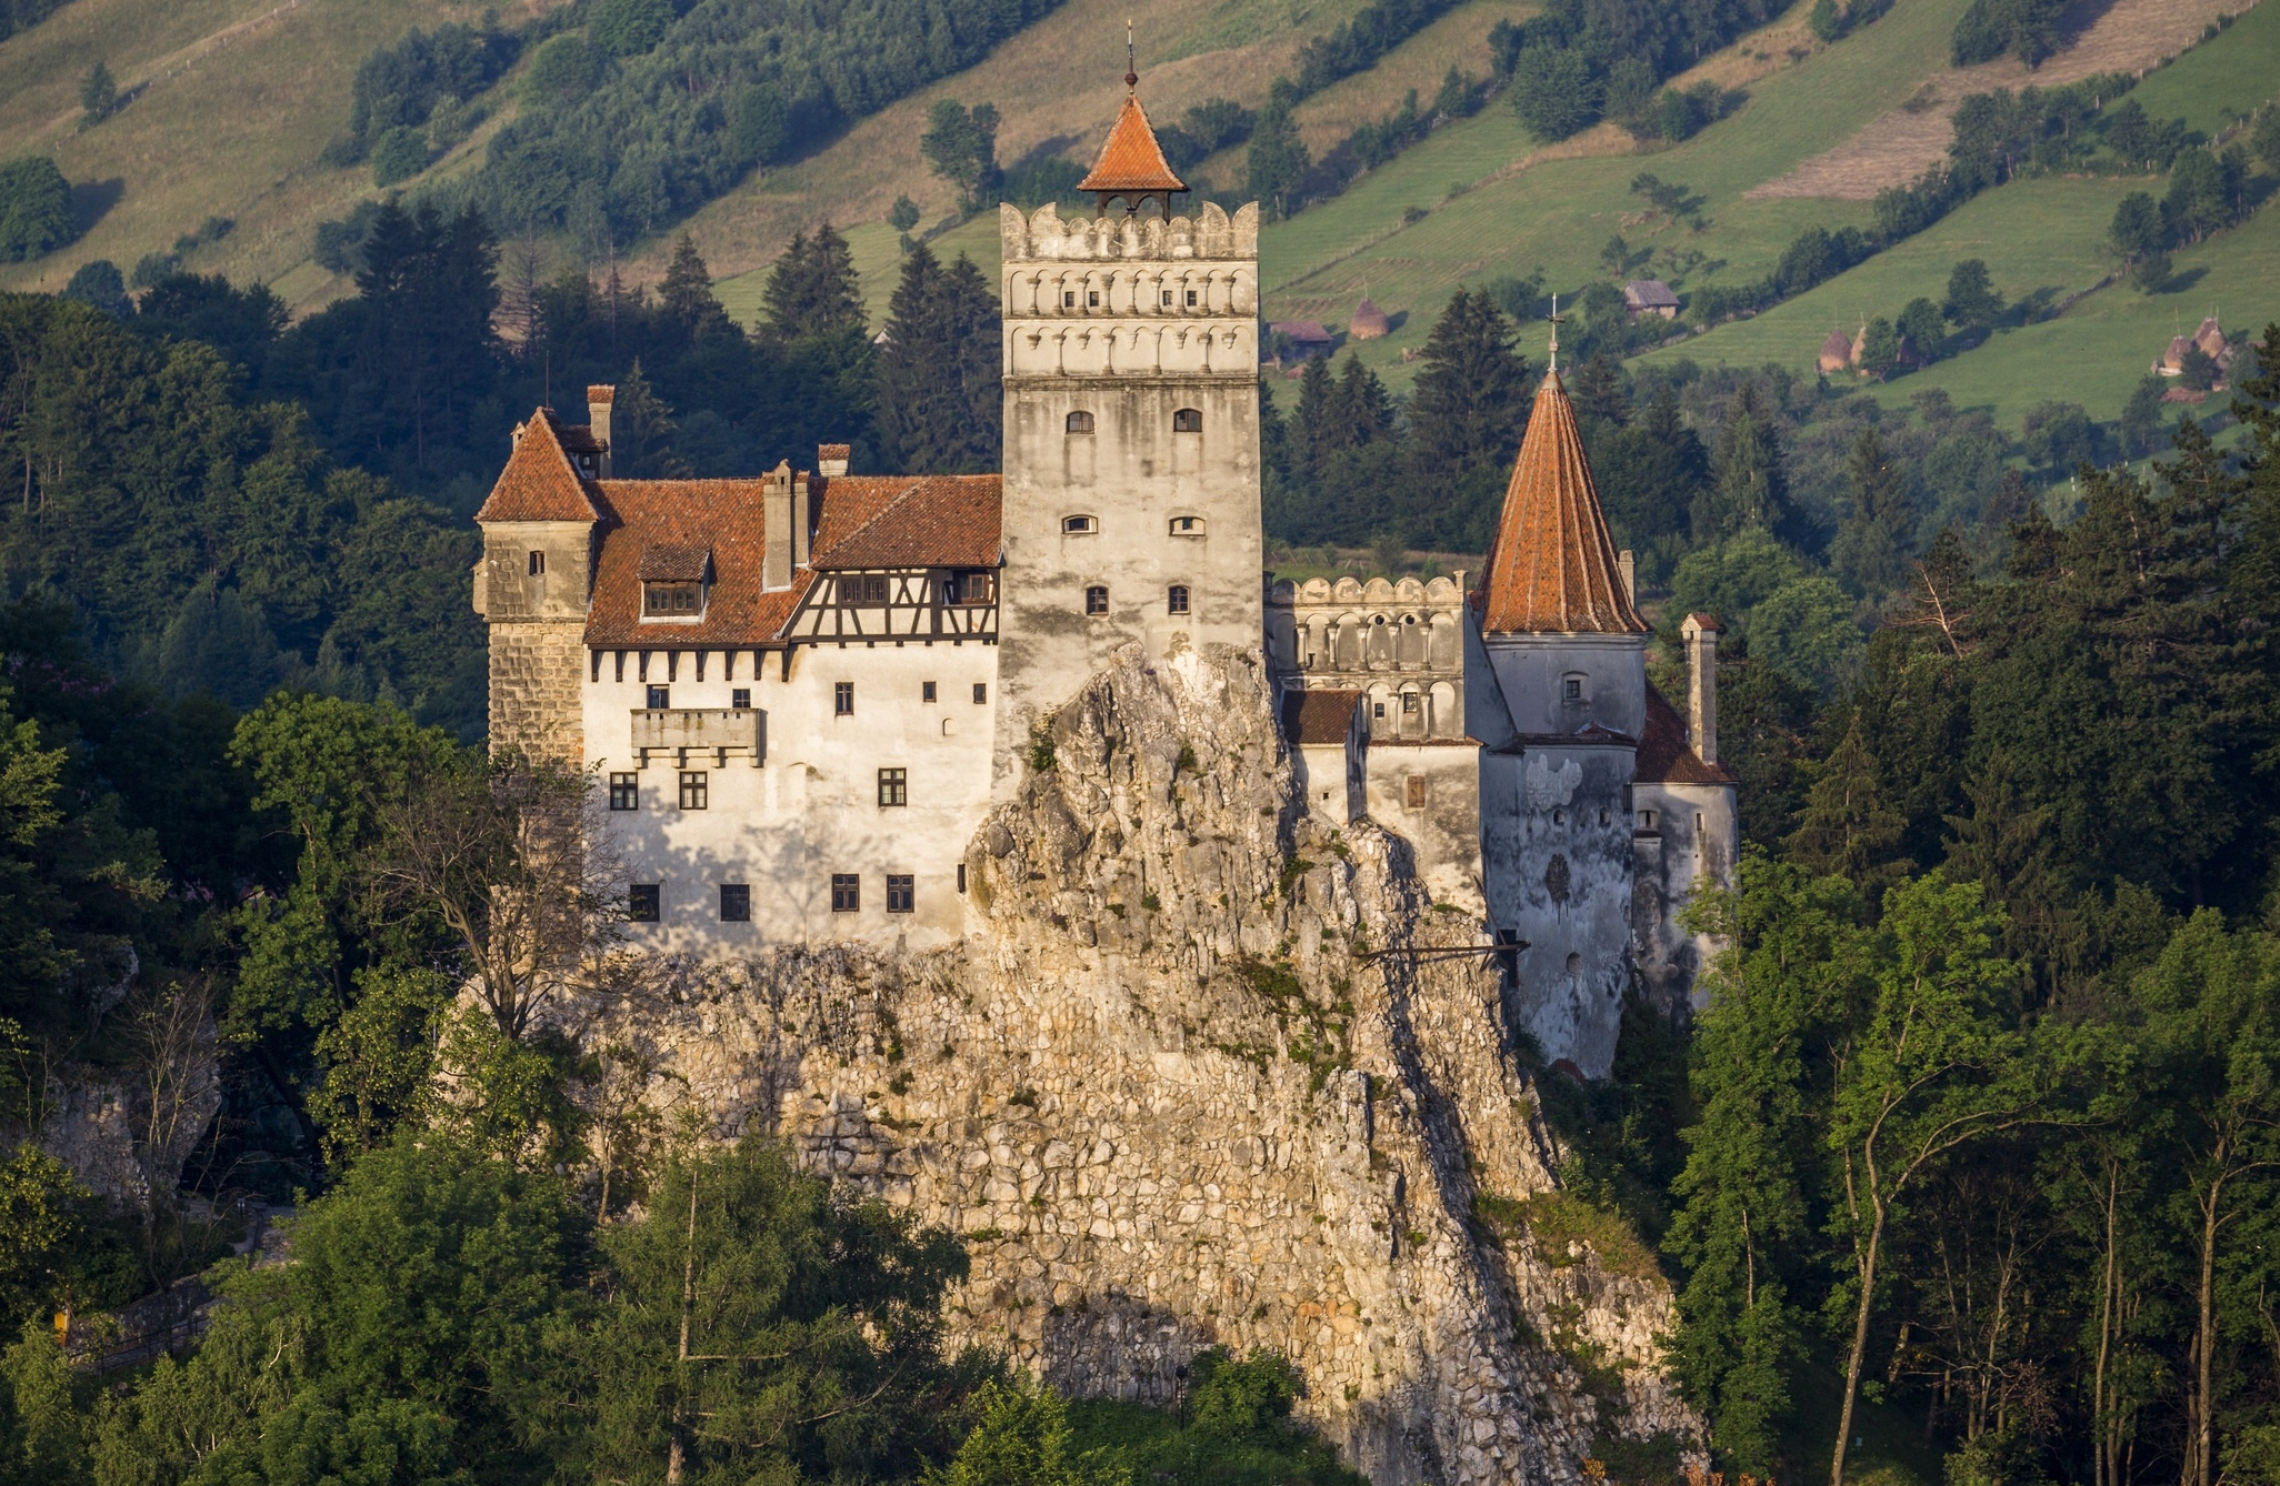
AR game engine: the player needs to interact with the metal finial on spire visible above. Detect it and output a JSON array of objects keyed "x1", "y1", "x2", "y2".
[
  {"x1": 1126, "y1": 18, "x2": 1138, "y2": 90},
  {"x1": 1547, "y1": 292, "x2": 1564, "y2": 373}
]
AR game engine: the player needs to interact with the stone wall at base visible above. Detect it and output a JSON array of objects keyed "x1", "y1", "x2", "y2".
[
  {"x1": 569, "y1": 644, "x2": 1699, "y2": 1486},
  {"x1": 488, "y1": 620, "x2": 586, "y2": 764}
]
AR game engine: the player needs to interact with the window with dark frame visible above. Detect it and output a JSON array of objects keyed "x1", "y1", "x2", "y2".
[
  {"x1": 1066, "y1": 411, "x2": 1095, "y2": 433},
  {"x1": 1085, "y1": 586, "x2": 1109, "y2": 616},
  {"x1": 973, "y1": 683, "x2": 987, "y2": 704},
  {"x1": 719, "y1": 884, "x2": 751, "y2": 922},
  {"x1": 731, "y1": 689, "x2": 751, "y2": 710},
  {"x1": 647, "y1": 685, "x2": 670, "y2": 709},
  {"x1": 840, "y1": 574, "x2": 891, "y2": 605},
  {"x1": 527, "y1": 550, "x2": 545, "y2": 576},
  {"x1": 608, "y1": 773, "x2": 638, "y2": 811},
  {"x1": 1087, "y1": 290, "x2": 1099, "y2": 307},
  {"x1": 886, "y1": 875, "x2": 914, "y2": 913},
  {"x1": 678, "y1": 771, "x2": 709, "y2": 810},
  {"x1": 629, "y1": 884, "x2": 660, "y2": 922},
  {"x1": 1185, "y1": 289, "x2": 1197, "y2": 306},
  {"x1": 1167, "y1": 585, "x2": 1190, "y2": 615},
  {"x1": 1563, "y1": 675, "x2": 1584, "y2": 701},
  {"x1": 831, "y1": 874, "x2": 860, "y2": 912},
  {"x1": 878, "y1": 768, "x2": 907, "y2": 807},
  {"x1": 1172, "y1": 408, "x2": 1202, "y2": 432},
  {"x1": 1402, "y1": 693, "x2": 1420, "y2": 713},
  {"x1": 1161, "y1": 290, "x2": 1173, "y2": 306},
  {"x1": 1063, "y1": 515, "x2": 1097, "y2": 534},
  {"x1": 1063, "y1": 291, "x2": 1075, "y2": 307},
  {"x1": 1406, "y1": 776, "x2": 1427, "y2": 810},
  {"x1": 834, "y1": 682, "x2": 853, "y2": 716},
  {"x1": 644, "y1": 581, "x2": 703, "y2": 616},
  {"x1": 922, "y1": 681, "x2": 937, "y2": 703}
]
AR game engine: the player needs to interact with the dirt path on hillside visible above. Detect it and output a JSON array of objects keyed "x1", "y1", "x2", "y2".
[{"x1": 1748, "y1": 0, "x2": 2254, "y2": 200}]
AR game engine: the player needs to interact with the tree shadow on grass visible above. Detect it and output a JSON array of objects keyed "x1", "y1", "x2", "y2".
[{"x1": 72, "y1": 177, "x2": 123, "y2": 235}]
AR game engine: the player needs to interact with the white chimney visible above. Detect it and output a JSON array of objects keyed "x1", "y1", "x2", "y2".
[
  {"x1": 817, "y1": 442, "x2": 850, "y2": 477},
  {"x1": 587, "y1": 385, "x2": 615, "y2": 477},
  {"x1": 1618, "y1": 549, "x2": 1636, "y2": 606},
  {"x1": 1681, "y1": 613, "x2": 1720, "y2": 766}
]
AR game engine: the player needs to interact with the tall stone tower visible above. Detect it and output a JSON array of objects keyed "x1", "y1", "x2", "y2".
[
  {"x1": 992, "y1": 72, "x2": 1262, "y2": 791},
  {"x1": 1466, "y1": 366, "x2": 1653, "y2": 1077}
]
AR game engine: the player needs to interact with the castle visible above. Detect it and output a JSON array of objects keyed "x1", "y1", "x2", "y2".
[{"x1": 472, "y1": 77, "x2": 1735, "y2": 1078}]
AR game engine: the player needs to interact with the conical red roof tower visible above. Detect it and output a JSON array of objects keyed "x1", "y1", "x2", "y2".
[
  {"x1": 1077, "y1": 35, "x2": 1186, "y2": 216},
  {"x1": 1476, "y1": 370, "x2": 1646, "y2": 636}
]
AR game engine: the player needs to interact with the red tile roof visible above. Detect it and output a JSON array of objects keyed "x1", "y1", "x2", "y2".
[
  {"x1": 1634, "y1": 684, "x2": 1735, "y2": 785},
  {"x1": 809, "y1": 475, "x2": 1001, "y2": 570},
  {"x1": 1476, "y1": 371, "x2": 1647, "y2": 636},
  {"x1": 1078, "y1": 93, "x2": 1186, "y2": 195},
  {"x1": 475, "y1": 410, "x2": 603, "y2": 524},
  {"x1": 1281, "y1": 689, "x2": 1362, "y2": 746},
  {"x1": 584, "y1": 481, "x2": 808, "y2": 648},
  {"x1": 637, "y1": 543, "x2": 711, "y2": 582}
]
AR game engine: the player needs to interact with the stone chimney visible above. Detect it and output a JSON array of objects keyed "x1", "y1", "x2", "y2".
[
  {"x1": 817, "y1": 443, "x2": 850, "y2": 477},
  {"x1": 1681, "y1": 613, "x2": 1720, "y2": 766},
  {"x1": 1617, "y1": 549, "x2": 1635, "y2": 607},
  {"x1": 762, "y1": 461, "x2": 796, "y2": 591},
  {"x1": 587, "y1": 386, "x2": 615, "y2": 477},
  {"x1": 792, "y1": 471, "x2": 812, "y2": 568}
]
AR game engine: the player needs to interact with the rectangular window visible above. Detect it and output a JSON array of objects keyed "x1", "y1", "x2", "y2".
[
  {"x1": 1403, "y1": 693, "x2": 1420, "y2": 713},
  {"x1": 973, "y1": 683, "x2": 988, "y2": 704},
  {"x1": 1563, "y1": 676, "x2": 1584, "y2": 701},
  {"x1": 1087, "y1": 290, "x2": 1099, "y2": 307},
  {"x1": 731, "y1": 688, "x2": 751, "y2": 710},
  {"x1": 527, "y1": 550, "x2": 546, "y2": 576},
  {"x1": 834, "y1": 682, "x2": 854, "y2": 716},
  {"x1": 922, "y1": 681, "x2": 938, "y2": 703},
  {"x1": 1063, "y1": 291, "x2": 1075, "y2": 307},
  {"x1": 878, "y1": 767, "x2": 907, "y2": 807},
  {"x1": 1167, "y1": 584, "x2": 1190, "y2": 615},
  {"x1": 719, "y1": 884, "x2": 751, "y2": 922},
  {"x1": 831, "y1": 874, "x2": 860, "y2": 912},
  {"x1": 1161, "y1": 290, "x2": 1172, "y2": 306},
  {"x1": 1406, "y1": 775, "x2": 1427, "y2": 810},
  {"x1": 608, "y1": 773, "x2": 638, "y2": 811},
  {"x1": 644, "y1": 581, "x2": 703, "y2": 615},
  {"x1": 629, "y1": 884, "x2": 660, "y2": 922},
  {"x1": 647, "y1": 684, "x2": 670, "y2": 710},
  {"x1": 1185, "y1": 289, "x2": 1197, "y2": 306},
  {"x1": 1640, "y1": 809, "x2": 1658, "y2": 831},
  {"x1": 886, "y1": 874, "x2": 914, "y2": 913},
  {"x1": 840, "y1": 574, "x2": 890, "y2": 605},
  {"x1": 679, "y1": 771, "x2": 708, "y2": 810},
  {"x1": 1085, "y1": 586, "x2": 1109, "y2": 616},
  {"x1": 957, "y1": 863, "x2": 968, "y2": 894},
  {"x1": 1373, "y1": 702, "x2": 1386, "y2": 719}
]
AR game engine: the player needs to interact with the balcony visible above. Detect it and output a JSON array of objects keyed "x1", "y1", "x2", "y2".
[{"x1": 632, "y1": 708, "x2": 764, "y2": 767}]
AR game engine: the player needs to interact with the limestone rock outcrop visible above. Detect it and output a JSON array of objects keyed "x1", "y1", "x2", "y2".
[{"x1": 581, "y1": 643, "x2": 1697, "y2": 1485}]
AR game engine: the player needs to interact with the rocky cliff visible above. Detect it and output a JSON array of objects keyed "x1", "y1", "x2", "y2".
[{"x1": 579, "y1": 643, "x2": 1698, "y2": 1486}]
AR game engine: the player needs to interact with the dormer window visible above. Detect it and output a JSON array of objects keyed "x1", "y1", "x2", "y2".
[
  {"x1": 644, "y1": 582, "x2": 703, "y2": 616},
  {"x1": 1063, "y1": 515, "x2": 1098, "y2": 535},
  {"x1": 1173, "y1": 408, "x2": 1203, "y2": 433},
  {"x1": 1170, "y1": 515, "x2": 1204, "y2": 535},
  {"x1": 1066, "y1": 411, "x2": 1095, "y2": 434}
]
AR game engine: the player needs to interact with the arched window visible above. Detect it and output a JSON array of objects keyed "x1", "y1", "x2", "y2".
[
  {"x1": 1062, "y1": 515, "x2": 1098, "y2": 534},
  {"x1": 1169, "y1": 515, "x2": 1204, "y2": 535},
  {"x1": 1066, "y1": 410, "x2": 1095, "y2": 434},
  {"x1": 1167, "y1": 584, "x2": 1190, "y2": 615},
  {"x1": 1084, "y1": 585, "x2": 1109, "y2": 616},
  {"x1": 1172, "y1": 408, "x2": 1203, "y2": 433}
]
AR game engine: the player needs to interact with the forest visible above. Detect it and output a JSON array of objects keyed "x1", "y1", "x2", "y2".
[{"x1": 2, "y1": 158, "x2": 2280, "y2": 1483}]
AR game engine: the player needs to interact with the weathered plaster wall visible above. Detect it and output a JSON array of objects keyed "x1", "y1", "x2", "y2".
[{"x1": 574, "y1": 644, "x2": 1696, "y2": 1486}]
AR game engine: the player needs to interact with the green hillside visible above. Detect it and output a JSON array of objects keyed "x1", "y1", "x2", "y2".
[{"x1": 1641, "y1": 0, "x2": 2280, "y2": 426}]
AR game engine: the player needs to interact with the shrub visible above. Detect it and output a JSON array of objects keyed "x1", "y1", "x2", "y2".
[
  {"x1": 370, "y1": 125, "x2": 433, "y2": 187},
  {"x1": 522, "y1": 33, "x2": 604, "y2": 108},
  {"x1": 60, "y1": 258, "x2": 128, "y2": 316},
  {"x1": 591, "y1": 0, "x2": 671, "y2": 57},
  {"x1": 1510, "y1": 46, "x2": 1599, "y2": 140}
]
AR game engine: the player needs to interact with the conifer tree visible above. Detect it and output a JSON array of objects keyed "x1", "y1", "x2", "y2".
[
  {"x1": 610, "y1": 360, "x2": 684, "y2": 478},
  {"x1": 761, "y1": 224, "x2": 865, "y2": 340},
  {"x1": 1703, "y1": 384, "x2": 1795, "y2": 543},
  {"x1": 1831, "y1": 428, "x2": 1911, "y2": 595},
  {"x1": 657, "y1": 233, "x2": 732, "y2": 341},
  {"x1": 874, "y1": 246, "x2": 997, "y2": 473},
  {"x1": 1329, "y1": 355, "x2": 1395, "y2": 448},
  {"x1": 1785, "y1": 713, "x2": 1906, "y2": 887},
  {"x1": 1405, "y1": 287, "x2": 1530, "y2": 483},
  {"x1": 1292, "y1": 357, "x2": 1336, "y2": 484},
  {"x1": 1568, "y1": 351, "x2": 1626, "y2": 431}
]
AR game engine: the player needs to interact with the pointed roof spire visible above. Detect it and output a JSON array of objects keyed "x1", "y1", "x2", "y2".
[
  {"x1": 1078, "y1": 26, "x2": 1186, "y2": 210},
  {"x1": 1476, "y1": 370, "x2": 1648, "y2": 636}
]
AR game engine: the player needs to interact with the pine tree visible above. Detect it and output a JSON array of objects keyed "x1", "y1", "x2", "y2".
[
  {"x1": 1405, "y1": 287, "x2": 1531, "y2": 483},
  {"x1": 1831, "y1": 428, "x2": 1912, "y2": 595},
  {"x1": 1704, "y1": 384, "x2": 1794, "y2": 542},
  {"x1": 1330, "y1": 354, "x2": 1394, "y2": 448},
  {"x1": 79, "y1": 61, "x2": 116, "y2": 125},
  {"x1": 1568, "y1": 351, "x2": 1626, "y2": 431},
  {"x1": 761, "y1": 224, "x2": 865, "y2": 340},
  {"x1": 658, "y1": 233, "x2": 732, "y2": 340},
  {"x1": 611, "y1": 360, "x2": 685, "y2": 478},
  {"x1": 1785, "y1": 713, "x2": 1906, "y2": 887},
  {"x1": 873, "y1": 246, "x2": 997, "y2": 473},
  {"x1": 1292, "y1": 357, "x2": 1336, "y2": 484}
]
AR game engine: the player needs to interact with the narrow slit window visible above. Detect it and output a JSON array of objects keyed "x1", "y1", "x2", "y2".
[{"x1": 527, "y1": 550, "x2": 545, "y2": 576}]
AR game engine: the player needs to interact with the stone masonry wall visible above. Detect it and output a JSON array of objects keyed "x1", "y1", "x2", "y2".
[
  {"x1": 573, "y1": 644, "x2": 1699, "y2": 1486},
  {"x1": 489, "y1": 620, "x2": 586, "y2": 764}
]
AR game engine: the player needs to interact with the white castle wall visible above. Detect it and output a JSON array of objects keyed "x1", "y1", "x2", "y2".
[{"x1": 584, "y1": 642, "x2": 999, "y2": 949}]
